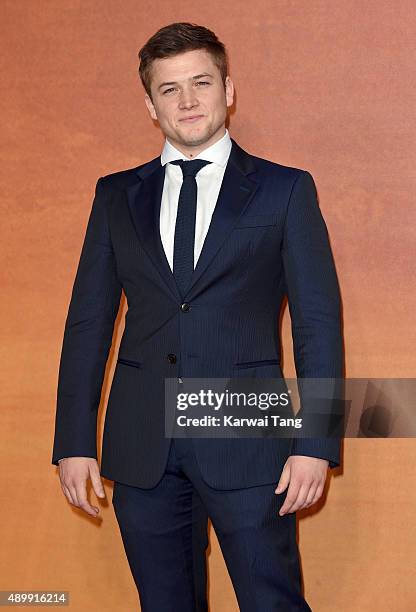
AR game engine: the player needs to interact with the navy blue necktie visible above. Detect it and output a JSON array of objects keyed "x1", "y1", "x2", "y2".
[{"x1": 169, "y1": 158, "x2": 212, "y2": 297}]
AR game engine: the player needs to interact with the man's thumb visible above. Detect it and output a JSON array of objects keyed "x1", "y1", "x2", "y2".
[
  {"x1": 90, "y1": 468, "x2": 106, "y2": 498},
  {"x1": 275, "y1": 463, "x2": 290, "y2": 494}
]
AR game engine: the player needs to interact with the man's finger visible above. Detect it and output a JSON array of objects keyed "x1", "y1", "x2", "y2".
[
  {"x1": 75, "y1": 484, "x2": 100, "y2": 517},
  {"x1": 279, "y1": 479, "x2": 302, "y2": 515},
  {"x1": 68, "y1": 484, "x2": 80, "y2": 507},
  {"x1": 305, "y1": 484, "x2": 319, "y2": 507},
  {"x1": 279, "y1": 482, "x2": 301, "y2": 515},
  {"x1": 62, "y1": 483, "x2": 75, "y2": 505},
  {"x1": 309, "y1": 482, "x2": 325, "y2": 506},
  {"x1": 282, "y1": 482, "x2": 312, "y2": 515}
]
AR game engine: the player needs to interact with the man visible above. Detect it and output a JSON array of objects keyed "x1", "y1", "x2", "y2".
[{"x1": 52, "y1": 22, "x2": 343, "y2": 612}]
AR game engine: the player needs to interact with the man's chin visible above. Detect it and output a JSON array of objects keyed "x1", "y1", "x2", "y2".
[
  {"x1": 180, "y1": 130, "x2": 205, "y2": 145},
  {"x1": 174, "y1": 125, "x2": 214, "y2": 147},
  {"x1": 179, "y1": 134, "x2": 208, "y2": 147}
]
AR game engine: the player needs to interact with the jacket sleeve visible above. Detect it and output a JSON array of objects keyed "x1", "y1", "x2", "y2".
[
  {"x1": 51, "y1": 178, "x2": 122, "y2": 465},
  {"x1": 281, "y1": 170, "x2": 344, "y2": 468}
]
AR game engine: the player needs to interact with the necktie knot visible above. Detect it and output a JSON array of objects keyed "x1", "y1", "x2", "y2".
[{"x1": 170, "y1": 158, "x2": 212, "y2": 178}]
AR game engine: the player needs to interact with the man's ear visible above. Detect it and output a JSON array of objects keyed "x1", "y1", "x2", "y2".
[
  {"x1": 144, "y1": 94, "x2": 157, "y2": 121},
  {"x1": 225, "y1": 76, "x2": 234, "y2": 108}
]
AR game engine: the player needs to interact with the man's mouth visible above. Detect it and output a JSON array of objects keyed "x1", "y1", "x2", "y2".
[{"x1": 179, "y1": 115, "x2": 204, "y2": 123}]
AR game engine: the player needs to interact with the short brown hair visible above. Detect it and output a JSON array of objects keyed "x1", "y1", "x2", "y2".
[{"x1": 138, "y1": 22, "x2": 228, "y2": 101}]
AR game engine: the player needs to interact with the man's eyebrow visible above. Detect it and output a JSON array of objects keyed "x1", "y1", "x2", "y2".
[{"x1": 158, "y1": 73, "x2": 214, "y2": 91}]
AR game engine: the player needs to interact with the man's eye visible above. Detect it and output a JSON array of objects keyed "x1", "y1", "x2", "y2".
[{"x1": 162, "y1": 82, "x2": 209, "y2": 95}]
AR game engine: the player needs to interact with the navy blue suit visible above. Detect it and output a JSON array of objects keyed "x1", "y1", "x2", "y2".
[{"x1": 52, "y1": 138, "x2": 343, "y2": 610}]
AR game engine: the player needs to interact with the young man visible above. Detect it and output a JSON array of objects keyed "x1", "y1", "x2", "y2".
[{"x1": 52, "y1": 22, "x2": 343, "y2": 612}]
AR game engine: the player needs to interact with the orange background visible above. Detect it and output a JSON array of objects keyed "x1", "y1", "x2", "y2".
[{"x1": 1, "y1": 1, "x2": 415, "y2": 610}]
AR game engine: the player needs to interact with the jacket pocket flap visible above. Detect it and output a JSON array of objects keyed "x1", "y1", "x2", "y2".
[
  {"x1": 234, "y1": 358, "x2": 280, "y2": 369},
  {"x1": 117, "y1": 357, "x2": 143, "y2": 368}
]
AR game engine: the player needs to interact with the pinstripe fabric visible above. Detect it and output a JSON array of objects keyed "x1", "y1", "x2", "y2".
[
  {"x1": 51, "y1": 138, "x2": 344, "y2": 489},
  {"x1": 112, "y1": 437, "x2": 311, "y2": 611}
]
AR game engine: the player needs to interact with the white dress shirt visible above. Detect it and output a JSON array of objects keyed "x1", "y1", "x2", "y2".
[
  {"x1": 159, "y1": 128, "x2": 232, "y2": 271},
  {"x1": 57, "y1": 129, "x2": 231, "y2": 464}
]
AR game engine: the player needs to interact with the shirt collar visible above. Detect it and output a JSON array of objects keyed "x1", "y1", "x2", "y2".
[{"x1": 160, "y1": 128, "x2": 232, "y2": 168}]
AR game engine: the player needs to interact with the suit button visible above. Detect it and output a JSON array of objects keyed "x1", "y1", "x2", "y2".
[
  {"x1": 167, "y1": 353, "x2": 177, "y2": 364},
  {"x1": 180, "y1": 302, "x2": 190, "y2": 312}
]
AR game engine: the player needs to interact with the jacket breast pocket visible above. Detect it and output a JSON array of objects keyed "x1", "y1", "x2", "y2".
[{"x1": 234, "y1": 213, "x2": 279, "y2": 229}]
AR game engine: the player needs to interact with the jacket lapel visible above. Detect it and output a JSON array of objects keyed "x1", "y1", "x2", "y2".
[
  {"x1": 185, "y1": 141, "x2": 259, "y2": 298},
  {"x1": 126, "y1": 160, "x2": 182, "y2": 302},
  {"x1": 125, "y1": 138, "x2": 259, "y2": 301}
]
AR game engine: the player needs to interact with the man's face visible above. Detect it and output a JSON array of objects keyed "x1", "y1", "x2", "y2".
[{"x1": 144, "y1": 49, "x2": 234, "y2": 156}]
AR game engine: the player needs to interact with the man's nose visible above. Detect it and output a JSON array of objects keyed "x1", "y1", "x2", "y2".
[{"x1": 178, "y1": 88, "x2": 199, "y2": 108}]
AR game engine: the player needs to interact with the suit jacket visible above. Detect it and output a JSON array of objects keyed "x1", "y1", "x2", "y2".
[{"x1": 51, "y1": 137, "x2": 344, "y2": 489}]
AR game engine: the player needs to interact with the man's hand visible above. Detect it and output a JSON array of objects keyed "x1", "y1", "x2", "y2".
[
  {"x1": 275, "y1": 455, "x2": 329, "y2": 515},
  {"x1": 58, "y1": 457, "x2": 106, "y2": 518}
]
